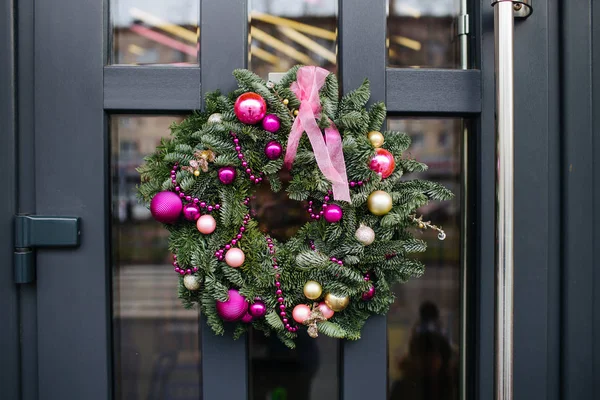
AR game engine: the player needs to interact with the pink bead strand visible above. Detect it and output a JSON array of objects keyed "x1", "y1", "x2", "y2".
[
  {"x1": 171, "y1": 163, "x2": 221, "y2": 212},
  {"x1": 230, "y1": 132, "x2": 264, "y2": 185},
  {"x1": 214, "y1": 198, "x2": 252, "y2": 261},
  {"x1": 172, "y1": 253, "x2": 200, "y2": 275},
  {"x1": 266, "y1": 236, "x2": 298, "y2": 333}
]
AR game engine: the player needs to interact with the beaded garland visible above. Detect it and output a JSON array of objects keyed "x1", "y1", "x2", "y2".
[{"x1": 138, "y1": 66, "x2": 453, "y2": 346}]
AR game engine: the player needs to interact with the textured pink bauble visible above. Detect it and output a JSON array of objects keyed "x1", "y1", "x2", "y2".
[
  {"x1": 241, "y1": 312, "x2": 254, "y2": 323},
  {"x1": 218, "y1": 166, "x2": 237, "y2": 185},
  {"x1": 318, "y1": 302, "x2": 335, "y2": 319},
  {"x1": 324, "y1": 204, "x2": 343, "y2": 223},
  {"x1": 292, "y1": 304, "x2": 311, "y2": 323},
  {"x1": 361, "y1": 285, "x2": 376, "y2": 301},
  {"x1": 264, "y1": 141, "x2": 283, "y2": 160},
  {"x1": 234, "y1": 92, "x2": 267, "y2": 124},
  {"x1": 150, "y1": 191, "x2": 183, "y2": 224},
  {"x1": 183, "y1": 203, "x2": 201, "y2": 221},
  {"x1": 196, "y1": 214, "x2": 217, "y2": 234},
  {"x1": 216, "y1": 289, "x2": 248, "y2": 322},
  {"x1": 369, "y1": 148, "x2": 396, "y2": 179},
  {"x1": 261, "y1": 114, "x2": 281, "y2": 132},
  {"x1": 225, "y1": 248, "x2": 245, "y2": 268},
  {"x1": 249, "y1": 300, "x2": 267, "y2": 318}
]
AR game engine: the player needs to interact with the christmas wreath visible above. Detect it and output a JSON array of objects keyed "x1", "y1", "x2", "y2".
[{"x1": 138, "y1": 66, "x2": 452, "y2": 347}]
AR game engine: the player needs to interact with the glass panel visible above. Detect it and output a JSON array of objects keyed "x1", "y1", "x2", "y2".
[
  {"x1": 248, "y1": 0, "x2": 338, "y2": 78},
  {"x1": 387, "y1": 0, "x2": 461, "y2": 68},
  {"x1": 110, "y1": 1, "x2": 199, "y2": 65},
  {"x1": 387, "y1": 118, "x2": 462, "y2": 400},
  {"x1": 112, "y1": 115, "x2": 202, "y2": 400}
]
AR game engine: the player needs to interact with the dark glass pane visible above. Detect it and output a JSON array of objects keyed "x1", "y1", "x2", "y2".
[
  {"x1": 249, "y1": 0, "x2": 338, "y2": 78},
  {"x1": 387, "y1": 118, "x2": 462, "y2": 400},
  {"x1": 110, "y1": 1, "x2": 199, "y2": 65},
  {"x1": 387, "y1": 0, "x2": 460, "y2": 68},
  {"x1": 111, "y1": 115, "x2": 202, "y2": 400}
]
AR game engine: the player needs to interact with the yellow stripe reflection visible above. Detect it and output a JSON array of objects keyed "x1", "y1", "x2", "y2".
[
  {"x1": 129, "y1": 8, "x2": 198, "y2": 44},
  {"x1": 251, "y1": 11, "x2": 337, "y2": 41},
  {"x1": 250, "y1": 27, "x2": 316, "y2": 65},
  {"x1": 277, "y1": 26, "x2": 336, "y2": 64},
  {"x1": 128, "y1": 44, "x2": 145, "y2": 56},
  {"x1": 251, "y1": 46, "x2": 280, "y2": 66},
  {"x1": 392, "y1": 36, "x2": 422, "y2": 51}
]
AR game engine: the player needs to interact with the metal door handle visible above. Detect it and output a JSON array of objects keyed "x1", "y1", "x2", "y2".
[{"x1": 491, "y1": 1, "x2": 532, "y2": 399}]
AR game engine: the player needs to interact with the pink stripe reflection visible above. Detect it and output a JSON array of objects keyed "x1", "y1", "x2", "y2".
[{"x1": 129, "y1": 24, "x2": 197, "y2": 57}]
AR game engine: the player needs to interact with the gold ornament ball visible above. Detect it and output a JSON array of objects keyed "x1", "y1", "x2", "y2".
[
  {"x1": 367, "y1": 131, "x2": 385, "y2": 148},
  {"x1": 293, "y1": 110, "x2": 299, "y2": 116},
  {"x1": 283, "y1": 99, "x2": 289, "y2": 105},
  {"x1": 324, "y1": 293, "x2": 350, "y2": 312},
  {"x1": 303, "y1": 280, "x2": 323, "y2": 300},
  {"x1": 193, "y1": 170, "x2": 200, "y2": 177},
  {"x1": 367, "y1": 190, "x2": 393, "y2": 216},
  {"x1": 355, "y1": 224, "x2": 375, "y2": 246},
  {"x1": 183, "y1": 275, "x2": 201, "y2": 291}
]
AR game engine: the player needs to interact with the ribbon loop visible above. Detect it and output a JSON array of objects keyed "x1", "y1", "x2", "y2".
[{"x1": 284, "y1": 66, "x2": 351, "y2": 203}]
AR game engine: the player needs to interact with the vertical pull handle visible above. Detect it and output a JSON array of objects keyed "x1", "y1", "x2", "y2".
[{"x1": 491, "y1": 1, "x2": 531, "y2": 400}]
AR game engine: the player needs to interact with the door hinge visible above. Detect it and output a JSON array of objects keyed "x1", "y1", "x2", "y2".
[
  {"x1": 14, "y1": 215, "x2": 81, "y2": 284},
  {"x1": 456, "y1": 13, "x2": 470, "y2": 37}
]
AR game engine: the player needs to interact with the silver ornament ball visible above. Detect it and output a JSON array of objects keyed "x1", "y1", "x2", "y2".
[
  {"x1": 355, "y1": 224, "x2": 375, "y2": 246},
  {"x1": 208, "y1": 113, "x2": 223, "y2": 124},
  {"x1": 183, "y1": 275, "x2": 201, "y2": 291}
]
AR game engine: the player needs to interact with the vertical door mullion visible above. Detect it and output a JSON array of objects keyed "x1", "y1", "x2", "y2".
[
  {"x1": 339, "y1": 1, "x2": 387, "y2": 399},
  {"x1": 200, "y1": 1, "x2": 249, "y2": 399},
  {"x1": 34, "y1": 0, "x2": 109, "y2": 399}
]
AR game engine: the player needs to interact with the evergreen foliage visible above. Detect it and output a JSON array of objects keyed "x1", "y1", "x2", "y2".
[{"x1": 138, "y1": 66, "x2": 453, "y2": 347}]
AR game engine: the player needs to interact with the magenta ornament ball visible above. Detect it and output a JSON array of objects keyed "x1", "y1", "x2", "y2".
[
  {"x1": 324, "y1": 204, "x2": 343, "y2": 223},
  {"x1": 216, "y1": 289, "x2": 248, "y2": 322},
  {"x1": 264, "y1": 141, "x2": 283, "y2": 160},
  {"x1": 361, "y1": 285, "x2": 376, "y2": 301},
  {"x1": 150, "y1": 191, "x2": 183, "y2": 224},
  {"x1": 249, "y1": 300, "x2": 267, "y2": 318},
  {"x1": 240, "y1": 312, "x2": 254, "y2": 324},
  {"x1": 261, "y1": 114, "x2": 281, "y2": 132},
  {"x1": 218, "y1": 166, "x2": 237, "y2": 185},
  {"x1": 234, "y1": 92, "x2": 267, "y2": 125},
  {"x1": 183, "y1": 203, "x2": 201, "y2": 221}
]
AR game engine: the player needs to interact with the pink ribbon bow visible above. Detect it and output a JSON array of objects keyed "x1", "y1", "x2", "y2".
[{"x1": 284, "y1": 66, "x2": 351, "y2": 203}]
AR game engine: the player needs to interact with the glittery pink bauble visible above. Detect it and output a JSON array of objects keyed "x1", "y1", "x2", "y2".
[
  {"x1": 150, "y1": 191, "x2": 182, "y2": 224},
  {"x1": 183, "y1": 204, "x2": 201, "y2": 221},
  {"x1": 264, "y1": 141, "x2": 283, "y2": 160},
  {"x1": 361, "y1": 285, "x2": 376, "y2": 301},
  {"x1": 324, "y1": 204, "x2": 343, "y2": 223},
  {"x1": 292, "y1": 304, "x2": 311, "y2": 323},
  {"x1": 196, "y1": 214, "x2": 217, "y2": 234},
  {"x1": 249, "y1": 300, "x2": 267, "y2": 318},
  {"x1": 261, "y1": 114, "x2": 281, "y2": 132},
  {"x1": 241, "y1": 312, "x2": 254, "y2": 323},
  {"x1": 218, "y1": 167, "x2": 237, "y2": 185},
  {"x1": 234, "y1": 92, "x2": 267, "y2": 125},
  {"x1": 225, "y1": 248, "x2": 245, "y2": 268},
  {"x1": 216, "y1": 289, "x2": 248, "y2": 322},
  {"x1": 369, "y1": 148, "x2": 396, "y2": 179},
  {"x1": 318, "y1": 302, "x2": 335, "y2": 319}
]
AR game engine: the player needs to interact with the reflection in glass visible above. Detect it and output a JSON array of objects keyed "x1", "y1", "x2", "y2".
[
  {"x1": 387, "y1": 0, "x2": 460, "y2": 68},
  {"x1": 112, "y1": 116, "x2": 202, "y2": 400},
  {"x1": 387, "y1": 119, "x2": 462, "y2": 400},
  {"x1": 110, "y1": 1, "x2": 199, "y2": 65},
  {"x1": 249, "y1": 0, "x2": 338, "y2": 78}
]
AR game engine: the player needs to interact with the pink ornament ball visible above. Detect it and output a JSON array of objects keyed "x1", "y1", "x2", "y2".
[
  {"x1": 183, "y1": 203, "x2": 201, "y2": 221},
  {"x1": 249, "y1": 300, "x2": 267, "y2": 318},
  {"x1": 264, "y1": 141, "x2": 283, "y2": 160},
  {"x1": 234, "y1": 92, "x2": 267, "y2": 125},
  {"x1": 292, "y1": 304, "x2": 311, "y2": 323},
  {"x1": 241, "y1": 312, "x2": 254, "y2": 323},
  {"x1": 318, "y1": 302, "x2": 335, "y2": 319},
  {"x1": 225, "y1": 248, "x2": 245, "y2": 268},
  {"x1": 196, "y1": 214, "x2": 217, "y2": 234},
  {"x1": 218, "y1": 166, "x2": 237, "y2": 185},
  {"x1": 150, "y1": 191, "x2": 183, "y2": 224},
  {"x1": 261, "y1": 114, "x2": 281, "y2": 132},
  {"x1": 324, "y1": 204, "x2": 343, "y2": 223},
  {"x1": 216, "y1": 289, "x2": 248, "y2": 322},
  {"x1": 361, "y1": 285, "x2": 376, "y2": 301}
]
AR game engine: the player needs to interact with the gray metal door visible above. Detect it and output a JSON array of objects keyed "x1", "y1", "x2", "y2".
[{"x1": 1, "y1": 0, "x2": 581, "y2": 399}]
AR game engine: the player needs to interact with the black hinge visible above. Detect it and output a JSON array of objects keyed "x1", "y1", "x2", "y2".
[{"x1": 14, "y1": 215, "x2": 81, "y2": 283}]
